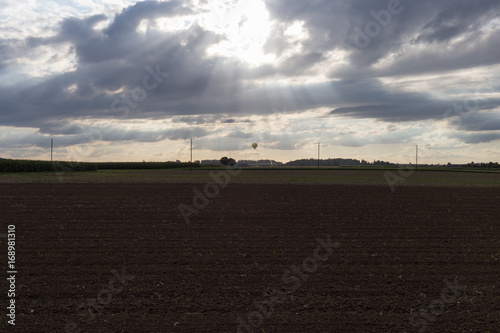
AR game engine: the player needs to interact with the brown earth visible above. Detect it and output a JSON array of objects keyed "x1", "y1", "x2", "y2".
[{"x1": 1, "y1": 182, "x2": 499, "y2": 332}]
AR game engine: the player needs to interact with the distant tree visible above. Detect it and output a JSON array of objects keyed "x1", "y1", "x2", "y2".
[
  {"x1": 227, "y1": 158, "x2": 236, "y2": 167},
  {"x1": 220, "y1": 157, "x2": 229, "y2": 166}
]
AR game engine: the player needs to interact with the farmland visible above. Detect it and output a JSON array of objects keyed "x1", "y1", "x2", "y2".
[
  {"x1": 0, "y1": 158, "x2": 199, "y2": 173},
  {"x1": 1, "y1": 169, "x2": 499, "y2": 332},
  {"x1": 2, "y1": 167, "x2": 500, "y2": 187}
]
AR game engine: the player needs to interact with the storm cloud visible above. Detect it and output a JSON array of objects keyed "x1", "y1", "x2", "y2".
[{"x1": 0, "y1": 0, "x2": 499, "y2": 161}]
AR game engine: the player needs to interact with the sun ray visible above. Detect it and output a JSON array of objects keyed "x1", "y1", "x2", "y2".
[{"x1": 201, "y1": 0, "x2": 275, "y2": 65}]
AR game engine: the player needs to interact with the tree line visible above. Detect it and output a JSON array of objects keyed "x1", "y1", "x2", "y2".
[{"x1": 465, "y1": 162, "x2": 500, "y2": 168}]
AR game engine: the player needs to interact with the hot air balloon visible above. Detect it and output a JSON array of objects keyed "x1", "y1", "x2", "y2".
[{"x1": 252, "y1": 143, "x2": 258, "y2": 150}]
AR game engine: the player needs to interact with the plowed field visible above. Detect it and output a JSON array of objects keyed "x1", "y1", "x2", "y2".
[{"x1": 1, "y1": 170, "x2": 499, "y2": 332}]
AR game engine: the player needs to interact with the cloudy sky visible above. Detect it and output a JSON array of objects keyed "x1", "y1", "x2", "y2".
[{"x1": 1, "y1": 0, "x2": 499, "y2": 163}]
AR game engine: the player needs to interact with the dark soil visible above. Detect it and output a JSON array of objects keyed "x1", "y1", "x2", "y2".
[{"x1": 1, "y1": 183, "x2": 499, "y2": 332}]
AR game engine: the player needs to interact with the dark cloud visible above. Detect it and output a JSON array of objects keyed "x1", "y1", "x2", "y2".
[
  {"x1": 172, "y1": 115, "x2": 222, "y2": 124},
  {"x1": 330, "y1": 104, "x2": 438, "y2": 122},
  {"x1": 331, "y1": 96, "x2": 500, "y2": 123},
  {"x1": 0, "y1": 17, "x2": 227, "y2": 127},
  {"x1": 338, "y1": 31, "x2": 500, "y2": 79},
  {"x1": 265, "y1": 0, "x2": 500, "y2": 76},
  {"x1": 416, "y1": 1, "x2": 499, "y2": 43},
  {"x1": 38, "y1": 121, "x2": 85, "y2": 135},
  {"x1": 449, "y1": 132, "x2": 500, "y2": 144},
  {"x1": 226, "y1": 130, "x2": 252, "y2": 139},
  {"x1": 3, "y1": 124, "x2": 211, "y2": 152},
  {"x1": 277, "y1": 52, "x2": 324, "y2": 76},
  {"x1": 104, "y1": 1, "x2": 193, "y2": 37},
  {"x1": 1, "y1": 0, "x2": 500, "y2": 153},
  {"x1": 26, "y1": 2, "x2": 198, "y2": 65},
  {"x1": 219, "y1": 118, "x2": 252, "y2": 124},
  {"x1": 454, "y1": 112, "x2": 500, "y2": 131}
]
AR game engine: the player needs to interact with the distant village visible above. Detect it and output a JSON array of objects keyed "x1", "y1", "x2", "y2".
[{"x1": 195, "y1": 158, "x2": 500, "y2": 168}]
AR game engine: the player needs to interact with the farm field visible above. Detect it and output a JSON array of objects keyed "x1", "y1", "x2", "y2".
[
  {"x1": 2, "y1": 168, "x2": 500, "y2": 186},
  {"x1": 1, "y1": 170, "x2": 500, "y2": 332}
]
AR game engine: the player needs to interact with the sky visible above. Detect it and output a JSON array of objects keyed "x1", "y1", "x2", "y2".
[{"x1": 0, "y1": 0, "x2": 499, "y2": 164}]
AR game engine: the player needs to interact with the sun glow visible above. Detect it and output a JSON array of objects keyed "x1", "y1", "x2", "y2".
[{"x1": 202, "y1": 0, "x2": 274, "y2": 65}]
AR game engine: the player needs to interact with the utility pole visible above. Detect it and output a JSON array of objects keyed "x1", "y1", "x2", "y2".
[
  {"x1": 190, "y1": 138, "x2": 193, "y2": 171},
  {"x1": 416, "y1": 145, "x2": 418, "y2": 170},
  {"x1": 51, "y1": 138, "x2": 53, "y2": 162},
  {"x1": 318, "y1": 142, "x2": 320, "y2": 169}
]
